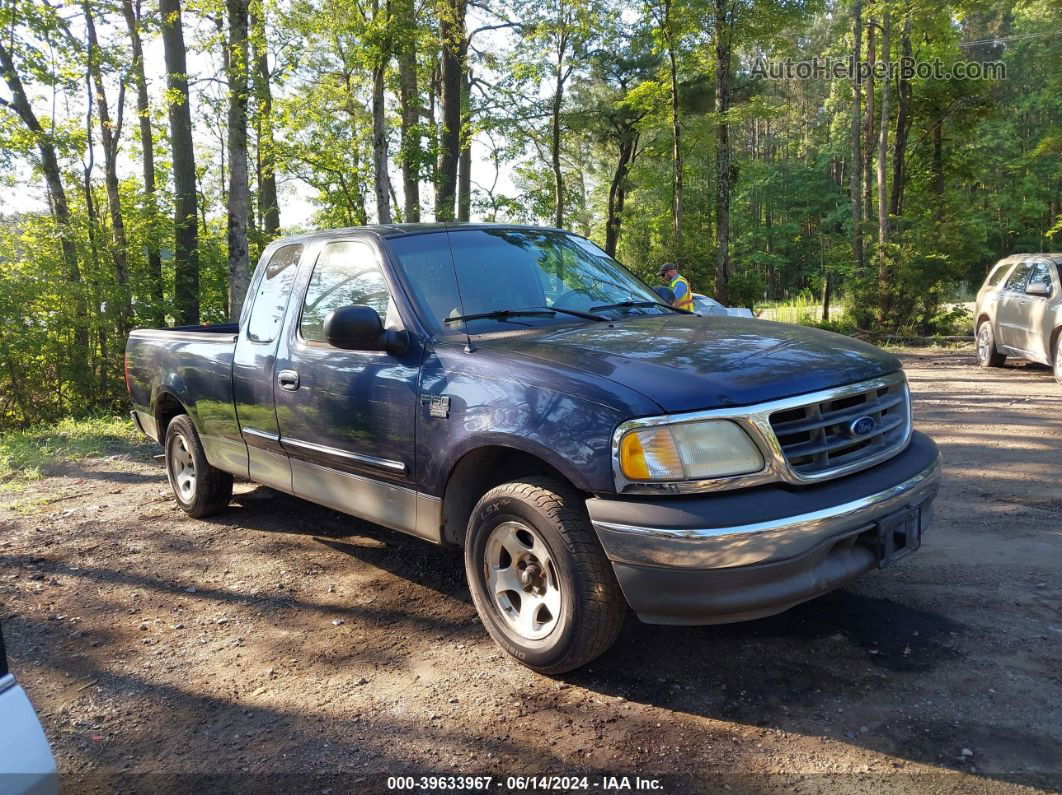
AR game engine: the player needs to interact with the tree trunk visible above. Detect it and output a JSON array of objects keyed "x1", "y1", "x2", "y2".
[
  {"x1": 551, "y1": 34, "x2": 567, "y2": 229},
  {"x1": 458, "y1": 65, "x2": 471, "y2": 221},
  {"x1": 876, "y1": 7, "x2": 891, "y2": 322},
  {"x1": 160, "y1": 0, "x2": 200, "y2": 326},
  {"x1": 932, "y1": 118, "x2": 944, "y2": 219},
  {"x1": 372, "y1": 59, "x2": 393, "y2": 224},
  {"x1": 251, "y1": 2, "x2": 280, "y2": 237},
  {"x1": 226, "y1": 0, "x2": 251, "y2": 321},
  {"x1": 122, "y1": 0, "x2": 164, "y2": 324},
  {"x1": 665, "y1": 0, "x2": 682, "y2": 247},
  {"x1": 850, "y1": 0, "x2": 864, "y2": 278},
  {"x1": 889, "y1": 6, "x2": 912, "y2": 218},
  {"x1": 395, "y1": 0, "x2": 421, "y2": 221},
  {"x1": 0, "y1": 38, "x2": 90, "y2": 388},
  {"x1": 863, "y1": 18, "x2": 875, "y2": 229},
  {"x1": 86, "y1": 4, "x2": 133, "y2": 336},
  {"x1": 713, "y1": 0, "x2": 734, "y2": 304},
  {"x1": 605, "y1": 132, "x2": 636, "y2": 257},
  {"x1": 436, "y1": 0, "x2": 465, "y2": 221}
]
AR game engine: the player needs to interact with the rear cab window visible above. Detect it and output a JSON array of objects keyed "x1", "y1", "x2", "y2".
[{"x1": 246, "y1": 244, "x2": 303, "y2": 343}]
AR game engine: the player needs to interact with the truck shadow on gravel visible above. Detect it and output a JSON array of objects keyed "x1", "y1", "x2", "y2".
[{"x1": 92, "y1": 474, "x2": 1053, "y2": 790}]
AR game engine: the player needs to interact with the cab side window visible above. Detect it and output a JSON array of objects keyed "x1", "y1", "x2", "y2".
[
  {"x1": 1027, "y1": 261, "x2": 1054, "y2": 294},
  {"x1": 300, "y1": 241, "x2": 394, "y2": 343},
  {"x1": 246, "y1": 244, "x2": 302, "y2": 343},
  {"x1": 1003, "y1": 263, "x2": 1032, "y2": 292}
]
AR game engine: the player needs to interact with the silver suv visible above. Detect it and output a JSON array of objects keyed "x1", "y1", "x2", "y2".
[{"x1": 974, "y1": 253, "x2": 1062, "y2": 383}]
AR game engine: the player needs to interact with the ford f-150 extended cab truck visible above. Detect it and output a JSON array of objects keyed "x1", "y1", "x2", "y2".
[{"x1": 126, "y1": 224, "x2": 942, "y2": 674}]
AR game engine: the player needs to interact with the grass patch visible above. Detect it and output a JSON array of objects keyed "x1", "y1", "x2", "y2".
[
  {"x1": 756, "y1": 295, "x2": 850, "y2": 326},
  {"x1": 0, "y1": 415, "x2": 154, "y2": 481}
]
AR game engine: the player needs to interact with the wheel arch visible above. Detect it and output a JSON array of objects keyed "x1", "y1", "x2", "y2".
[
  {"x1": 440, "y1": 444, "x2": 584, "y2": 547},
  {"x1": 154, "y1": 389, "x2": 189, "y2": 442}
]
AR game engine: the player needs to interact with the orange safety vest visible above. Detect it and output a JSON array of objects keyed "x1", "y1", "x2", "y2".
[{"x1": 669, "y1": 274, "x2": 694, "y2": 310}]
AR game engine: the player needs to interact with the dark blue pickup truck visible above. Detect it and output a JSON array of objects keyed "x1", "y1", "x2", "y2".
[{"x1": 126, "y1": 224, "x2": 942, "y2": 673}]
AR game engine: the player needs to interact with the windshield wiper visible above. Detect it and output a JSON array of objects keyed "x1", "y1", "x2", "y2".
[
  {"x1": 530, "y1": 305, "x2": 608, "y2": 322},
  {"x1": 589, "y1": 299, "x2": 673, "y2": 313},
  {"x1": 443, "y1": 309, "x2": 556, "y2": 324}
]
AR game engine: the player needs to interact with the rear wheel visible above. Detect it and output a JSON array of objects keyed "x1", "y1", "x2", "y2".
[
  {"x1": 164, "y1": 415, "x2": 233, "y2": 518},
  {"x1": 976, "y1": 322, "x2": 1006, "y2": 368},
  {"x1": 464, "y1": 477, "x2": 626, "y2": 674}
]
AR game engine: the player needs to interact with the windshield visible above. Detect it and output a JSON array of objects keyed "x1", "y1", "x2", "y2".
[{"x1": 386, "y1": 228, "x2": 672, "y2": 334}]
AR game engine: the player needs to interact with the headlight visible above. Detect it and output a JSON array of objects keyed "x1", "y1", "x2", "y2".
[{"x1": 618, "y1": 419, "x2": 765, "y2": 481}]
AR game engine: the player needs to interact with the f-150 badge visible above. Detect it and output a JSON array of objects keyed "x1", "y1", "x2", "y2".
[{"x1": 428, "y1": 395, "x2": 450, "y2": 418}]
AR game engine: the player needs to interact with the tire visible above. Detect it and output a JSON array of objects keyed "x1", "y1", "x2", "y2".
[
  {"x1": 164, "y1": 414, "x2": 233, "y2": 518},
  {"x1": 464, "y1": 477, "x2": 626, "y2": 675},
  {"x1": 1054, "y1": 334, "x2": 1062, "y2": 385},
  {"x1": 976, "y1": 321, "x2": 1006, "y2": 368}
]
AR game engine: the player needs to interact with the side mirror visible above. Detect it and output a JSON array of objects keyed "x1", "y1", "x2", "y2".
[
  {"x1": 1026, "y1": 281, "x2": 1050, "y2": 297},
  {"x1": 323, "y1": 305, "x2": 409, "y2": 355}
]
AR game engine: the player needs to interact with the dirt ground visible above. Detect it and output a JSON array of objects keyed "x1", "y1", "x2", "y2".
[{"x1": 1, "y1": 349, "x2": 1059, "y2": 794}]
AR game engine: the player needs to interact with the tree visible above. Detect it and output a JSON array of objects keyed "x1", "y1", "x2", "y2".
[
  {"x1": 436, "y1": 0, "x2": 466, "y2": 220},
  {"x1": 0, "y1": 26, "x2": 90, "y2": 392},
  {"x1": 648, "y1": 0, "x2": 684, "y2": 247},
  {"x1": 85, "y1": 1, "x2": 133, "y2": 335},
  {"x1": 876, "y1": 5, "x2": 891, "y2": 321},
  {"x1": 251, "y1": 1, "x2": 280, "y2": 237},
  {"x1": 160, "y1": 0, "x2": 200, "y2": 326},
  {"x1": 394, "y1": 0, "x2": 421, "y2": 220},
  {"x1": 226, "y1": 0, "x2": 252, "y2": 320},
  {"x1": 849, "y1": 0, "x2": 864, "y2": 284},
  {"x1": 122, "y1": 0, "x2": 165, "y2": 322}
]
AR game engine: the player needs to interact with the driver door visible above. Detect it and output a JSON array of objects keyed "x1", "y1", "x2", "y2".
[{"x1": 272, "y1": 238, "x2": 426, "y2": 535}]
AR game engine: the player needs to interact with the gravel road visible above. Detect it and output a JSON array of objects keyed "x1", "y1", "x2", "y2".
[{"x1": 1, "y1": 349, "x2": 1059, "y2": 793}]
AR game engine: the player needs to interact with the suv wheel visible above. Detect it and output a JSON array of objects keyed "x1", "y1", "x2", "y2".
[
  {"x1": 164, "y1": 415, "x2": 233, "y2": 518},
  {"x1": 976, "y1": 322, "x2": 1006, "y2": 368},
  {"x1": 464, "y1": 477, "x2": 626, "y2": 674}
]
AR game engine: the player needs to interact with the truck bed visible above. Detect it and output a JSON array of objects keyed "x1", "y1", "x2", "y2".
[{"x1": 125, "y1": 324, "x2": 242, "y2": 452}]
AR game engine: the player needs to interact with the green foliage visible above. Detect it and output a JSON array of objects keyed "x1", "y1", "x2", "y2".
[
  {"x1": 1, "y1": 0, "x2": 1059, "y2": 431},
  {"x1": 0, "y1": 414, "x2": 153, "y2": 481}
]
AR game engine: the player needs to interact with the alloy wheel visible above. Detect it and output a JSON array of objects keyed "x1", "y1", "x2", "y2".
[
  {"x1": 169, "y1": 433, "x2": 197, "y2": 503},
  {"x1": 484, "y1": 520, "x2": 562, "y2": 640}
]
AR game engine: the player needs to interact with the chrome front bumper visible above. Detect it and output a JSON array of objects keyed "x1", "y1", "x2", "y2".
[{"x1": 586, "y1": 431, "x2": 942, "y2": 624}]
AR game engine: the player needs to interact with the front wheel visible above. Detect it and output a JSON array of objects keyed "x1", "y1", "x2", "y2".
[
  {"x1": 164, "y1": 415, "x2": 233, "y2": 518},
  {"x1": 464, "y1": 478, "x2": 626, "y2": 674},
  {"x1": 976, "y1": 322, "x2": 1006, "y2": 368}
]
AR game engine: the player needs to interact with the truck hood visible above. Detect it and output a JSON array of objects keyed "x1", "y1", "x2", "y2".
[{"x1": 476, "y1": 314, "x2": 901, "y2": 412}]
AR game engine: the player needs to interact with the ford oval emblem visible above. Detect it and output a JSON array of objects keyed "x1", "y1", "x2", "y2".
[{"x1": 849, "y1": 415, "x2": 877, "y2": 436}]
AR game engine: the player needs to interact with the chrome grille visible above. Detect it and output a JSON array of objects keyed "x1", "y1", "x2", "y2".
[{"x1": 769, "y1": 377, "x2": 910, "y2": 478}]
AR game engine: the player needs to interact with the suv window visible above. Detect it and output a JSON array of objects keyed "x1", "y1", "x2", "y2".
[
  {"x1": 246, "y1": 244, "x2": 302, "y2": 343},
  {"x1": 1027, "y1": 261, "x2": 1054, "y2": 295},
  {"x1": 1003, "y1": 262, "x2": 1032, "y2": 292},
  {"x1": 985, "y1": 262, "x2": 1013, "y2": 287},
  {"x1": 300, "y1": 240, "x2": 393, "y2": 343}
]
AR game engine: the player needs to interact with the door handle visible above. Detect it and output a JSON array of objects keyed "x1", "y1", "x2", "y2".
[{"x1": 277, "y1": 369, "x2": 300, "y2": 391}]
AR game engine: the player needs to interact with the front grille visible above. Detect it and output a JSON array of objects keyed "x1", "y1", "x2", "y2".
[{"x1": 768, "y1": 377, "x2": 910, "y2": 478}]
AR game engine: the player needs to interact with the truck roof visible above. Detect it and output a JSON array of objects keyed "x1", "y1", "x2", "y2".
[{"x1": 268, "y1": 222, "x2": 570, "y2": 246}]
